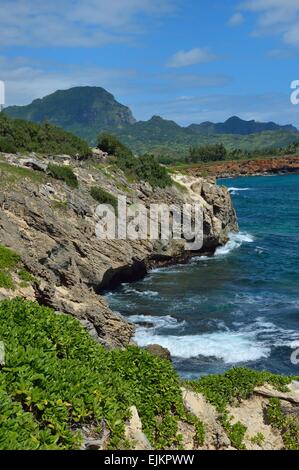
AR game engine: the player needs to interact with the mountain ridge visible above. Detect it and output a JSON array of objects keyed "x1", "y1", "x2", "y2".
[{"x1": 4, "y1": 86, "x2": 299, "y2": 156}]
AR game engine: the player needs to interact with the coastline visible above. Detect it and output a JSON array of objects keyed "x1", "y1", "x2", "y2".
[{"x1": 185, "y1": 155, "x2": 299, "y2": 179}]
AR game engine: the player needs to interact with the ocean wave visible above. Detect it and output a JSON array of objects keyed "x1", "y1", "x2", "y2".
[
  {"x1": 128, "y1": 314, "x2": 186, "y2": 330},
  {"x1": 134, "y1": 328, "x2": 270, "y2": 363},
  {"x1": 228, "y1": 187, "x2": 250, "y2": 192},
  {"x1": 123, "y1": 287, "x2": 159, "y2": 297},
  {"x1": 214, "y1": 232, "x2": 254, "y2": 257}
]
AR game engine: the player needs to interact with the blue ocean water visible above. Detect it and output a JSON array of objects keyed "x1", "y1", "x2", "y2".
[{"x1": 106, "y1": 174, "x2": 299, "y2": 378}]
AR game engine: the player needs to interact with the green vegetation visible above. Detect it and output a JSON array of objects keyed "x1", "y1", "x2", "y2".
[
  {"x1": 187, "y1": 367, "x2": 296, "y2": 450},
  {"x1": 0, "y1": 245, "x2": 20, "y2": 289},
  {"x1": 90, "y1": 186, "x2": 118, "y2": 213},
  {"x1": 0, "y1": 113, "x2": 91, "y2": 157},
  {"x1": 4, "y1": 86, "x2": 135, "y2": 146},
  {"x1": 0, "y1": 161, "x2": 46, "y2": 186},
  {"x1": 187, "y1": 144, "x2": 227, "y2": 163},
  {"x1": 18, "y1": 269, "x2": 36, "y2": 285},
  {"x1": 97, "y1": 133, "x2": 172, "y2": 188},
  {"x1": 267, "y1": 398, "x2": 299, "y2": 450},
  {"x1": 4, "y1": 87, "x2": 299, "y2": 159},
  {"x1": 47, "y1": 164, "x2": 78, "y2": 189},
  {"x1": 250, "y1": 432, "x2": 265, "y2": 446},
  {"x1": 0, "y1": 298, "x2": 189, "y2": 450}
]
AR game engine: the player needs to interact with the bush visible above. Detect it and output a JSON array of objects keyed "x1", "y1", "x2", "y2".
[
  {"x1": 136, "y1": 154, "x2": 172, "y2": 188},
  {"x1": 47, "y1": 164, "x2": 78, "y2": 188},
  {"x1": 97, "y1": 133, "x2": 172, "y2": 188},
  {"x1": 97, "y1": 132, "x2": 133, "y2": 160},
  {"x1": 90, "y1": 186, "x2": 118, "y2": 212},
  {"x1": 0, "y1": 136, "x2": 17, "y2": 153},
  {"x1": 0, "y1": 114, "x2": 91, "y2": 158}
]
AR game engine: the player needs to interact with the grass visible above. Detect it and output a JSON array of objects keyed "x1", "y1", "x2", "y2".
[
  {"x1": 0, "y1": 161, "x2": 46, "y2": 186},
  {"x1": 0, "y1": 245, "x2": 21, "y2": 289}
]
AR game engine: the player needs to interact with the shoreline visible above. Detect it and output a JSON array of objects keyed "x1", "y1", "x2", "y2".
[{"x1": 185, "y1": 155, "x2": 299, "y2": 179}]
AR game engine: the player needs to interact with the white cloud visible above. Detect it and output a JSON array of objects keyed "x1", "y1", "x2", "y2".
[
  {"x1": 0, "y1": 56, "x2": 137, "y2": 106},
  {"x1": 240, "y1": 0, "x2": 299, "y2": 47},
  {"x1": 167, "y1": 48, "x2": 218, "y2": 68},
  {"x1": 227, "y1": 12, "x2": 245, "y2": 26},
  {"x1": 0, "y1": 0, "x2": 176, "y2": 47}
]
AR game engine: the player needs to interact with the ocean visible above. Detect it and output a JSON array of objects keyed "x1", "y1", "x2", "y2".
[{"x1": 106, "y1": 174, "x2": 299, "y2": 378}]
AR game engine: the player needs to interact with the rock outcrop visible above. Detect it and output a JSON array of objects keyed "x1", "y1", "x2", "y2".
[
  {"x1": 0, "y1": 152, "x2": 238, "y2": 347},
  {"x1": 187, "y1": 155, "x2": 299, "y2": 179}
]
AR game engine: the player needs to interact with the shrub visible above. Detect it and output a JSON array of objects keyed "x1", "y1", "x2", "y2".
[
  {"x1": 90, "y1": 186, "x2": 118, "y2": 212},
  {"x1": 136, "y1": 154, "x2": 172, "y2": 188},
  {"x1": 0, "y1": 245, "x2": 20, "y2": 289},
  {"x1": 0, "y1": 136, "x2": 17, "y2": 153},
  {"x1": 47, "y1": 164, "x2": 78, "y2": 188},
  {"x1": 0, "y1": 113, "x2": 91, "y2": 158},
  {"x1": 97, "y1": 133, "x2": 172, "y2": 188}
]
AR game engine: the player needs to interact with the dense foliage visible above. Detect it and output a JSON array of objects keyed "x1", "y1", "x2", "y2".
[
  {"x1": 0, "y1": 298, "x2": 188, "y2": 450},
  {"x1": 187, "y1": 144, "x2": 227, "y2": 163},
  {"x1": 97, "y1": 133, "x2": 172, "y2": 188},
  {"x1": 0, "y1": 113, "x2": 91, "y2": 157},
  {"x1": 47, "y1": 164, "x2": 79, "y2": 189}
]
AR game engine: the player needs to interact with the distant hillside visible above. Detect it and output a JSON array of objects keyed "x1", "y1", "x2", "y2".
[
  {"x1": 5, "y1": 86, "x2": 136, "y2": 143},
  {"x1": 187, "y1": 116, "x2": 298, "y2": 135},
  {"x1": 0, "y1": 113, "x2": 91, "y2": 157},
  {"x1": 4, "y1": 86, "x2": 299, "y2": 158}
]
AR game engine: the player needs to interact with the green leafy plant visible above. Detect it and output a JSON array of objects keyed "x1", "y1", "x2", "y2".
[
  {"x1": 47, "y1": 164, "x2": 78, "y2": 189},
  {"x1": 0, "y1": 298, "x2": 186, "y2": 450},
  {"x1": 90, "y1": 186, "x2": 118, "y2": 212},
  {"x1": 250, "y1": 432, "x2": 265, "y2": 446},
  {"x1": 267, "y1": 398, "x2": 299, "y2": 450}
]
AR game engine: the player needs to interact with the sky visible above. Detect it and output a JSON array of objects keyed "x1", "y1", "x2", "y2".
[{"x1": 0, "y1": 0, "x2": 299, "y2": 126}]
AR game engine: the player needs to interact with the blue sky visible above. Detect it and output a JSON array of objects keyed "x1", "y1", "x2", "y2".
[{"x1": 0, "y1": 0, "x2": 299, "y2": 126}]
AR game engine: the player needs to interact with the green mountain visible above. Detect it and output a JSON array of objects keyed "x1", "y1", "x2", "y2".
[
  {"x1": 188, "y1": 116, "x2": 298, "y2": 135},
  {"x1": 5, "y1": 86, "x2": 299, "y2": 158},
  {"x1": 5, "y1": 86, "x2": 136, "y2": 144}
]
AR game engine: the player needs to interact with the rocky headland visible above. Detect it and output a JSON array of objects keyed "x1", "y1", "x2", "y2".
[
  {"x1": 0, "y1": 152, "x2": 237, "y2": 347},
  {"x1": 1, "y1": 151, "x2": 299, "y2": 451},
  {"x1": 187, "y1": 155, "x2": 299, "y2": 179}
]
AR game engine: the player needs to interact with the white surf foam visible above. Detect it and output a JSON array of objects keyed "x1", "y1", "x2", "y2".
[
  {"x1": 215, "y1": 232, "x2": 254, "y2": 257},
  {"x1": 134, "y1": 328, "x2": 270, "y2": 363},
  {"x1": 123, "y1": 287, "x2": 159, "y2": 297},
  {"x1": 228, "y1": 187, "x2": 250, "y2": 192},
  {"x1": 128, "y1": 314, "x2": 186, "y2": 330}
]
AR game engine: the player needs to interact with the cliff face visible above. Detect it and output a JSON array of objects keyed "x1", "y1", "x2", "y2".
[{"x1": 0, "y1": 153, "x2": 238, "y2": 347}]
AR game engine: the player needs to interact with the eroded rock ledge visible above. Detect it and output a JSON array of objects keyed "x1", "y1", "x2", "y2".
[{"x1": 0, "y1": 152, "x2": 238, "y2": 347}]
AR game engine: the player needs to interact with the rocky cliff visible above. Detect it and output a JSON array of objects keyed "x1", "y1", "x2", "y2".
[{"x1": 0, "y1": 152, "x2": 237, "y2": 347}]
